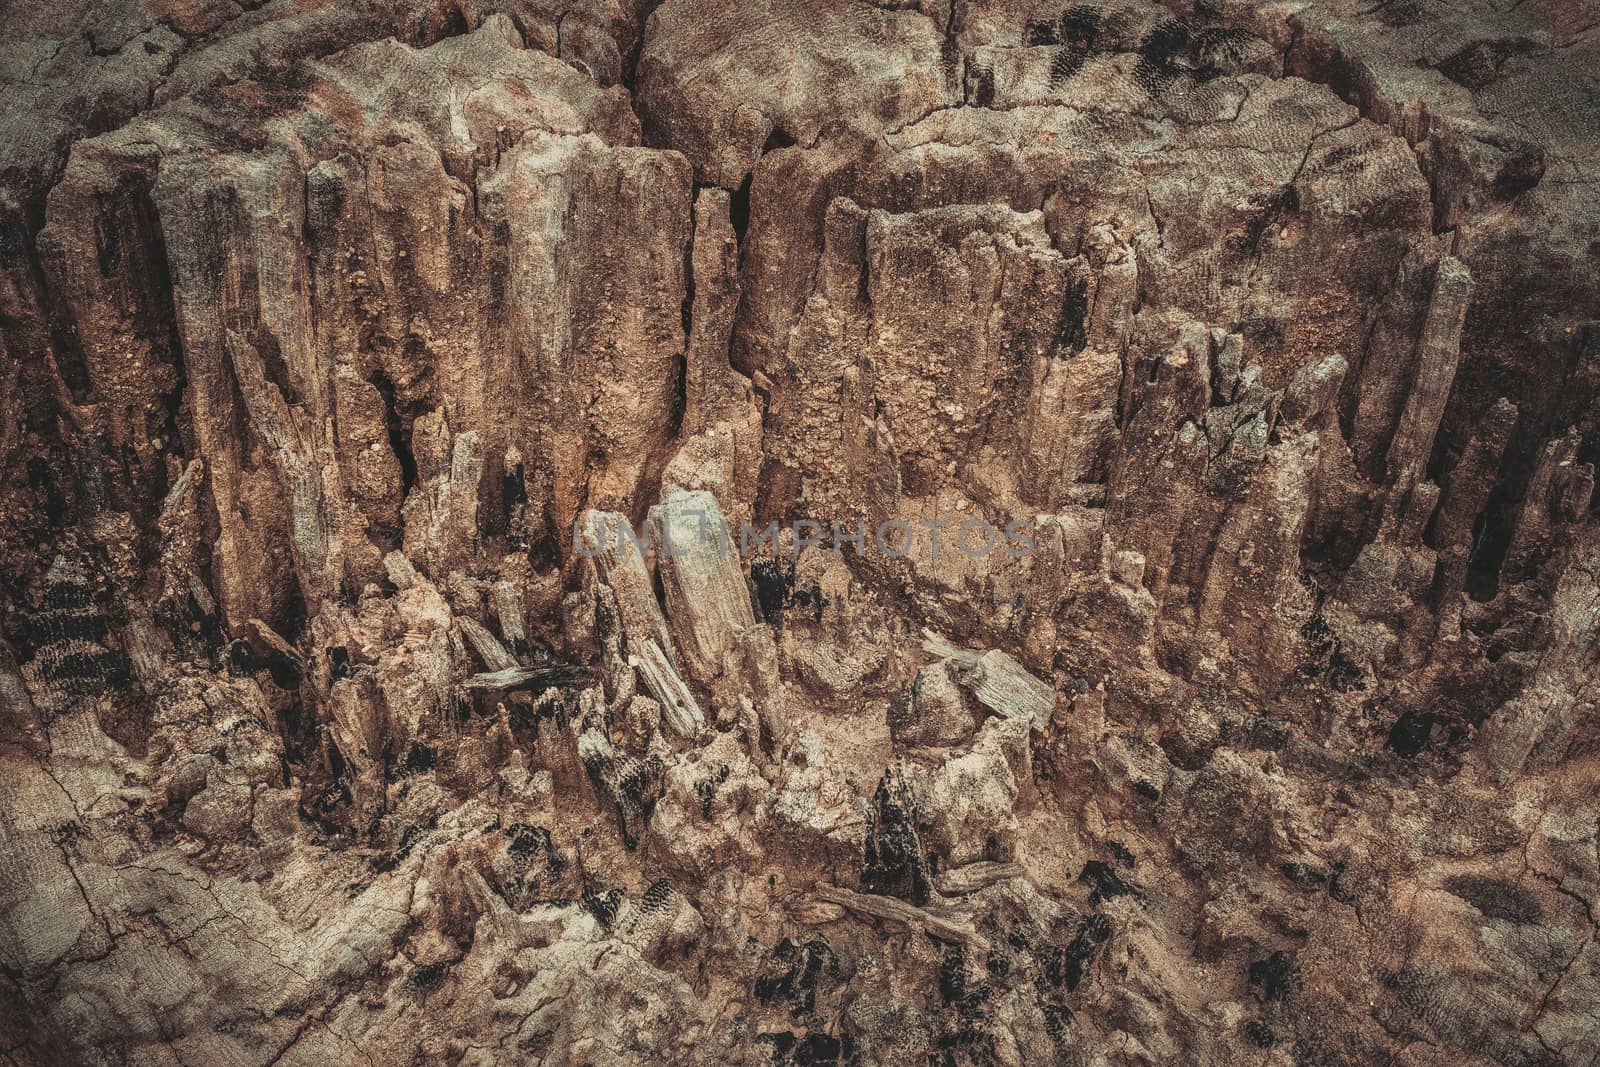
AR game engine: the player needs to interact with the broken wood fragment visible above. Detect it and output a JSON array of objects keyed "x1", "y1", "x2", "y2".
[
  {"x1": 456, "y1": 617, "x2": 516, "y2": 673},
  {"x1": 811, "y1": 884, "x2": 990, "y2": 952},
  {"x1": 629, "y1": 638, "x2": 705, "y2": 739},
  {"x1": 462, "y1": 664, "x2": 591, "y2": 694},
  {"x1": 921, "y1": 630, "x2": 1055, "y2": 732},
  {"x1": 933, "y1": 862, "x2": 1026, "y2": 896},
  {"x1": 649, "y1": 487, "x2": 755, "y2": 689}
]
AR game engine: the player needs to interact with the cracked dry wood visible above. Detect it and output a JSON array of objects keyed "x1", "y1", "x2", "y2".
[{"x1": 1, "y1": 0, "x2": 1598, "y2": 1062}]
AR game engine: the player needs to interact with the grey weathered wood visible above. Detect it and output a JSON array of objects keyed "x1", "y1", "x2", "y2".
[
  {"x1": 921, "y1": 630, "x2": 1054, "y2": 732},
  {"x1": 583, "y1": 509, "x2": 678, "y2": 665},
  {"x1": 1283, "y1": 352, "x2": 1348, "y2": 426},
  {"x1": 457, "y1": 617, "x2": 517, "y2": 673},
  {"x1": 1386, "y1": 256, "x2": 1471, "y2": 486},
  {"x1": 933, "y1": 862, "x2": 1026, "y2": 896},
  {"x1": 491, "y1": 581, "x2": 527, "y2": 651},
  {"x1": 812, "y1": 884, "x2": 989, "y2": 951},
  {"x1": 463, "y1": 665, "x2": 589, "y2": 693},
  {"x1": 630, "y1": 637, "x2": 705, "y2": 739},
  {"x1": 649, "y1": 488, "x2": 755, "y2": 689}
]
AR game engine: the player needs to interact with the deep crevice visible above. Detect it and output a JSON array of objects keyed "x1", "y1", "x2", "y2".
[{"x1": 367, "y1": 369, "x2": 419, "y2": 495}]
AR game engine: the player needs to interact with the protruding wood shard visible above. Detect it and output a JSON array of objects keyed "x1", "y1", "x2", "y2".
[
  {"x1": 933, "y1": 861, "x2": 1027, "y2": 896},
  {"x1": 812, "y1": 884, "x2": 990, "y2": 952},
  {"x1": 1386, "y1": 255, "x2": 1472, "y2": 488},
  {"x1": 921, "y1": 630, "x2": 1055, "y2": 732},
  {"x1": 456, "y1": 617, "x2": 516, "y2": 672},
  {"x1": 647, "y1": 487, "x2": 786, "y2": 749},
  {"x1": 463, "y1": 664, "x2": 592, "y2": 700},
  {"x1": 649, "y1": 487, "x2": 756, "y2": 689},
  {"x1": 630, "y1": 637, "x2": 705, "y2": 739},
  {"x1": 583, "y1": 509, "x2": 678, "y2": 665},
  {"x1": 1478, "y1": 531, "x2": 1600, "y2": 780}
]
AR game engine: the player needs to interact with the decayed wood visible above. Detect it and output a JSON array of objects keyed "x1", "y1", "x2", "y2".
[
  {"x1": 649, "y1": 488, "x2": 756, "y2": 690},
  {"x1": 584, "y1": 509, "x2": 679, "y2": 666},
  {"x1": 457, "y1": 617, "x2": 516, "y2": 672},
  {"x1": 7, "y1": 2, "x2": 1597, "y2": 1059},
  {"x1": 1385, "y1": 256, "x2": 1472, "y2": 488},
  {"x1": 156, "y1": 459, "x2": 212, "y2": 616},
  {"x1": 462, "y1": 665, "x2": 590, "y2": 693},
  {"x1": 224, "y1": 331, "x2": 338, "y2": 611},
  {"x1": 629, "y1": 637, "x2": 705, "y2": 739},
  {"x1": 921, "y1": 630, "x2": 1055, "y2": 732},
  {"x1": 122, "y1": 617, "x2": 167, "y2": 688},
  {"x1": 401, "y1": 414, "x2": 483, "y2": 580},
  {"x1": 491, "y1": 581, "x2": 527, "y2": 651},
  {"x1": 812, "y1": 884, "x2": 989, "y2": 952},
  {"x1": 933, "y1": 862, "x2": 1026, "y2": 896}
]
